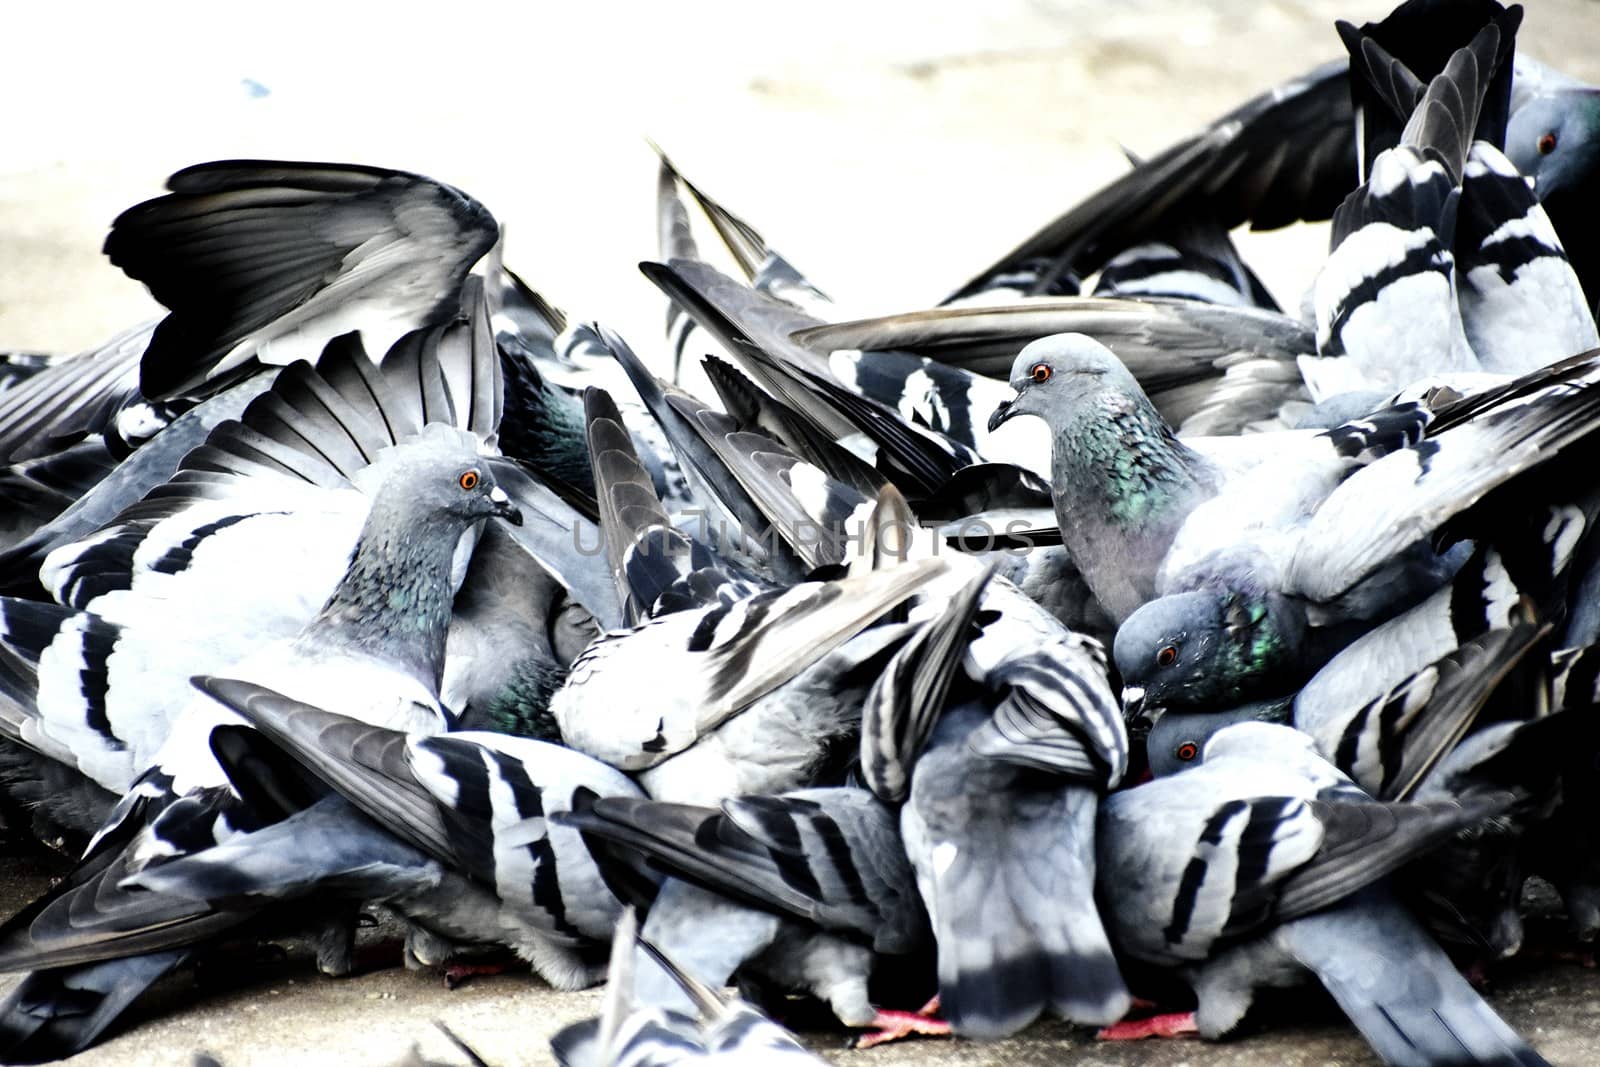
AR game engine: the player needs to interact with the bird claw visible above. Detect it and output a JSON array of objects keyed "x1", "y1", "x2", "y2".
[
  {"x1": 443, "y1": 960, "x2": 513, "y2": 989},
  {"x1": 851, "y1": 1002, "x2": 952, "y2": 1049},
  {"x1": 1097, "y1": 1010, "x2": 1199, "y2": 1041}
]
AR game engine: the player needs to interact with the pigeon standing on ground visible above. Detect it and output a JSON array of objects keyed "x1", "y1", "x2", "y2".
[
  {"x1": 860, "y1": 569, "x2": 1132, "y2": 1039},
  {"x1": 1098, "y1": 722, "x2": 1549, "y2": 1067},
  {"x1": 0, "y1": 427, "x2": 523, "y2": 1063},
  {"x1": 558, "y1": 786, "x2": 933, "y2": 1042},
  {"x1": 191, "y1": 676, "x2": 647, "y2": 990}
]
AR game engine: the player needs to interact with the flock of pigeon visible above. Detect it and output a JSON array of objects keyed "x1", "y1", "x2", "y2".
[{"x1": 0, "y1": 0, "x2": 1598, "y2": 1063}]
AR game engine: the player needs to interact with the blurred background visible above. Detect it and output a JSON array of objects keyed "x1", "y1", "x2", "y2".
[{"x1": 4, "y1": 0, "x2": 1597, "y2": 365}]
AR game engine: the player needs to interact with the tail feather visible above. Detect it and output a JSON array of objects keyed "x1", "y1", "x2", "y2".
[
  {"x1": 926, "y1": 786, "x2": 1128, "y2": 1037},
  {"x1": 1286, "y1": 889, "x2": 1549, "y2": 1067}
]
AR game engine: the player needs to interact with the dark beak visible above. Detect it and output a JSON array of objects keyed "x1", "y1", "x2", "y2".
[
  {"x1": 987, "y1": 396, "x2": 1016, "y2": 433},
  {"x1": 1122, "y1": 686, "x2": 1151, "y2": 733},
  {"x1": 488, "y1": 485, "x2": 524, "y2": 526}
]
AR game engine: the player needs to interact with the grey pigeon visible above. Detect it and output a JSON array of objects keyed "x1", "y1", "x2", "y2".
[
  {"x1": 1306, "y1": 16, "x2": 1517, "y2": 398},
  {"x1": 550, "y1": 438, "x2": 946, "y2": 802},
  {"x1": 1113, "y1": 353, "x2": 1600, "y2": 712},
  {"x1": 1098, "y1": 722, "x2": 1548, "y2": 1066},
  {"x1": 0, "y1": 424, "x2": 522, "y2": 950},
  {"x1": 0, "y1": 157, "x2": 503, "y2": 583},
  {"x1": 558, "y1": 787, "x2": 930, "y2": 1039},
  {"x1": 558, "y1": 378, "x2": 951, "y2": 804},
  {"x1": 0, "y1": 307, "x2": 510, "y2": 811},
  {"x1": 0, "y1": 424, "x2": 523, "y2": 1061},
  {"x1": 193, "y1": 677, "x2": 644, "y2": 989},
  {"x1": 986, "y1": 331, "x2": 1453, "y2": 627},
  {"x1": 1504, "y1": 70, "x2": 1600, "y2": 307},
  {"x1": 1335, "y1": 9, "x2": 1596, "y2": 375},
  {"x1": 863, "y1": 569, "x2": 1132, "y2": 1038},
  {"x1": 986, "y1": 333, "x2": 1222, "y2": 624}
]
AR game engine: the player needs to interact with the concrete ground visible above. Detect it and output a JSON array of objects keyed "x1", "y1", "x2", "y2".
[
  {"x1": 2, "y1": 847, "x2": 1599, "y2": 1067},
  {"x1": 3, "y1": 0, "x2": 1600, "y2": 1064}
]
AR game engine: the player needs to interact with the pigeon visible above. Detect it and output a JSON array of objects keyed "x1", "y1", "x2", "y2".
[
  {"x1": 0, "y1": 419, "x2": 522, "y2": 924},
  {"x1": 1138, "y1": 703, "x2": 1580, "y2": 963},
  {"x1": 0, "y1": 300, "x2": 511, "y2": 816},
  {"x1": 1112, "y1": 352, "x2": 1600, "y2": 711},
  {"x1": 1504, "y1": 72, "x2": 1600, "y2": 309},
  {"x1": 985, "y1": 329, "x2": 1510, "y2": 630},
  {"x1": 860, "y1": 567, "x2": 1132, "y2": 1038},
  {"x1": 558, "y1": 787, "x2": 931, "y2": 1040},
  {"x1": 0, "y1": 417, "x2": 526, "y2": 1060},
  {"x1": 1097, "y1": 722, "x2": 1549, "y2": 1067},
  {"x1": 190, "y1": 676, "x2": 646, "y2": 989},
  {"x1": 1140, "y1": 697, "x2": 1296, "y2": 778},
  {"x1": 550, "y1": 908, "x2": 830, "y2": 1066},
  {"x1": 1323, "y1": 7, "x2": 1597, "y2": 382},
  {"x1": 985, "y1": 333, "x2": 1224, "y2": 623},
  {"x1": 553, "y1": 554, "x2": 942, "y2": 804},
  {"x1": 551, "y1": 384, "x2": 948, "y2": 802},
  {"x1": 1305, "y1": 14, "x2": 1519, "y2": 399}
]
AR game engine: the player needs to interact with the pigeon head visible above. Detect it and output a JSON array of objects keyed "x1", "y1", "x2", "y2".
[
  {"x1": 356, "y1": 426, "x2": 523, "y2": 529},
  {"x1": 1506, "y1": 88, "x2": 1600, "y2": 199},
  {"x1": 988, "y1": 333, "x2": 1140, "y2": 432},
  {"x1": 1114, "y1": 588, "x2": 1305, "y2": 716},
  {"x1": 1144, "y1": 699, "x2": 1294, "y2": 778}
]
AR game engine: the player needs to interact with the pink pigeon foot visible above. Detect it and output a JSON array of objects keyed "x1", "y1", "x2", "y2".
[
  {"x1": 1097, "y1": 1010, "x2": 1200, "y2": 1041},
  {"x1": 852, "y1": 996, "x2": 951, "y2": 1049},
  {"x1": 443, "y1": 960, "x2": 516, "y2": 989}
]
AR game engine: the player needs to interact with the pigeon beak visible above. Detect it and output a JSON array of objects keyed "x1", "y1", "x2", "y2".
[
  {"x1": 1121, "y1": 685, "x2": 1147, "y2": 723},
  {"x1": 488, "y1": 485, "x2": 523, "y2": 526},
  {"x1": 987, "y1": 396, "x2": 1016, "y2": 433}
]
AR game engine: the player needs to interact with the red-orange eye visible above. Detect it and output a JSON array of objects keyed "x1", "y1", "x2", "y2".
[
  {"x1": 1539, "y1": 132, "x2": 1558, "y2": 155},
  {"x1": 1175, "y1": 742, "x2": 1199, "y2": 762},
  {"x1": 1030, "y1": 363, "x2": 1052, "y2": 384},
  {"x1": 1156, "y1": 645, "x2": 1178, "y2": 668},
  {"x1": 458, "y1": 470, "x2": 480, "y2": 491}
]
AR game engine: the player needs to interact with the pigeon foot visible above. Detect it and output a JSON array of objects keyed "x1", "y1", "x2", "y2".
[
  {"x1": 852, "y1": 997, "x2": 949, "y2": 1048},
  {"x1": 443, "y1": 960, "x2": 515, "y2": 989},
  {"x1": 1096, "y1": 1011, "x2": 1199, "y2": 1040}
]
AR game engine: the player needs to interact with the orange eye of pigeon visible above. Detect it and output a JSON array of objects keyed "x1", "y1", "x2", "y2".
[
  {"x1": 1539, "y1": 132, "x2": 1558, "y2": 155},
  {"x1": 1175, "y1": 742, "x2": 1199, "y2": 762},
  {"x1": 1156, "y1": 645, "x2": 1178, "y2": 668},
  {"x1": 1030, "y1": 363, "x2": 1052, "y2": 384},
  {"x1": 458, "y1": 470, "x2": 480, "y2": 491}
]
